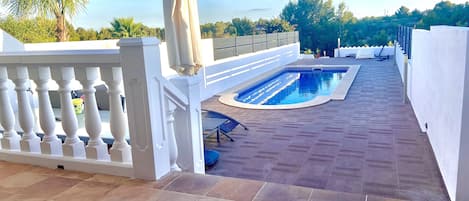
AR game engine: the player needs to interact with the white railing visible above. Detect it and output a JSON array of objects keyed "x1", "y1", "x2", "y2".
[
  {"x1": 0, "y1": 49, "x2": 134, "y2": 176},
  {"x1": 0, "y1": 37, "x2": 205, "y2": 180}
]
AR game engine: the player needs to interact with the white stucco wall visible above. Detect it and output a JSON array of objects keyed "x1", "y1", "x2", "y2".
[
  {"x1": 160, "y1": 39, "x2": 214, "y2": 78},
  {"x1": 24, "y1": 40, "x2": 120, "y2": 50},
  {"x1": 199, "y1": 43, "x2": 300, "y2": 100},
  {"x1": 395, "y1": 44, "x2": 406, "y2": 84},
  {"x1": 334, "y1": 46, "x2": 394, "y2": 58},
  {"x1": 0, "y1": 29, "x2": 24, "y2": 52},
  {"x1": 408, "y1": 26, "x2": 469, "y2": 201}
]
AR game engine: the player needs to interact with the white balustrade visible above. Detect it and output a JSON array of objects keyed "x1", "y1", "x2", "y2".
[
  {"x1": 166, "y1": 99, "x2": 181, "y2": 171},
  {"x1": 76, "y1": 67, "x2": 110, "y2": 161},
  {"x1": 7, "y1": 66, "x2": 41, "y2": 153},
  {"x1": 29, "y1": 66, "x2": 63, "y2": 155},
  {"x1": 0, "y1": 67, "x2": 21, "y2": 150},
  {"x1": 101, "y1": 66, "x2": 131, "y2": 163},
  {"x1": 51, "y1": 67, "x2": 85, "y2": 158},
  {"x1": 0, "y1": 38, "x2": 203, "y2": 180}
]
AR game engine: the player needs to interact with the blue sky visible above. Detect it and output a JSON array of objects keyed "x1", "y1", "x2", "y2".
[{"x1": 66, "y1": 0, "x2": 468, "y2": 29}]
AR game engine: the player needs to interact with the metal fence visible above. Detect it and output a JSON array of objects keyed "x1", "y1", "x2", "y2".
[
  {"x1": 397, "y1": 26, "x2": 413, "y2": 59},
  {"x1": 213, "y1": 31, "x2": 299, "y2": 60}
]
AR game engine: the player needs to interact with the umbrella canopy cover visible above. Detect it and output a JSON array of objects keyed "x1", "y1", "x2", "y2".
[{"x1": 163, "y1": 0, "x2": 203, "y2": 76}]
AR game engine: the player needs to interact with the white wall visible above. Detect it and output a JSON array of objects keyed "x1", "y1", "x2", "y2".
[
  {"x1": 0, "y1": 29, "x2": 24, "y2": 52},
  {"x1": 159, "y1": 39, "x2": 214, "y2": 78},
  {"x1": 395, "y1": 44, "x2": 406, "y2": 84},
  {"x1": 199, "y1": 43, "x2": 300, "y2": 100},
  {"x1": 24, "y1": 40, "x2": 120, "y2": 51},
  {"x1": 334, "y1": 46, "x2": 394, "y2": 58},
  {"x1": 407, "y1": 26, "x2": 469, "y2": 201}
]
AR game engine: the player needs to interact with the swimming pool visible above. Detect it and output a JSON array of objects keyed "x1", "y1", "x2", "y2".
[
  {"x1": 219, "y1": 65, "x2": 360, "y2": 109},
  {"x1": 235, "y1": 69, "x2": 346, "y2": 105}
]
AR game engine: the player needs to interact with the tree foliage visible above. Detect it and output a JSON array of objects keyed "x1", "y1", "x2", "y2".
[{"x1": 1, "y1": 0, "x2": 89, "y2": 41}]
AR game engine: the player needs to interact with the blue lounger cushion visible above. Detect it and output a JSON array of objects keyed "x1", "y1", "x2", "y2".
[{"x1": 204, "y1": 150, "x2": 220, "y2": 166}]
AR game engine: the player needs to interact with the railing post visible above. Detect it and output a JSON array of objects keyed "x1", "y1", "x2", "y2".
[
  {"x1": 118, "y1": 37, "x2": 171, "y2": 180},
  {"x1": 171, "y1": 75, "x2": 205, "y2": 174},
  {"x1": 51, "y1": 66, "x2": 86, "y2": 158},
  {"x1": 75, "y1": 67, "x2": 110, "y2": 161},
  {"x1": 7, "y1": 66, "x2": 41, "y2": 153},
  {"x1": 0, "y1": 67, "x2": 21, "y2": 150},
  {"x1": 101, "y1": 66, "x2": 132, "y2": 163},
  {"x1": 166, "y1": 99, "x2": 181, "y2": 171},
  {"x1": 29, "y1": 66, "x2": 62, "y2": 155}
]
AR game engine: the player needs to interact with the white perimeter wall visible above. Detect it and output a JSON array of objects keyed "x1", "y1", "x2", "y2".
[
  {"x1": 24, "y1": 40, "x2": 120, "y2": 50},
  {"x1": 0, "y1": 29, "x2": 24, "y2": 52},
  {"x1": 407, "y1": 26, "x2": 469, "y2": 201},
  {"x1": 334, "y1": 46, "x2": 394, "y2": 58},
  {"x1": 199, "y1": 43, "x2": 300, "y2": 100}
]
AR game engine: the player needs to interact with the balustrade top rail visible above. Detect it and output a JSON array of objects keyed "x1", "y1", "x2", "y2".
[
  {"x1": 0, "y1": 49, "x2": 120, "y2": 65},
  {"x1": 213, "y1": 31, "x2": 299, "y2": 60}
]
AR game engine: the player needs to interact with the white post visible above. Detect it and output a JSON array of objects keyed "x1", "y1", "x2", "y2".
[
  {"x1": 76, "y1": 67, "x2": 110, "y2": 161},
  {"x1": 166, "y1": 99, "x2": 181, "y2": 171},
  {"x1": 29, "y1": 66, "x2": 62, "y2": 155},
  {"x1": 7, "y1": 66, "x2": 41, "y2": 153},
  {"x1": 171, "y1": 75, "x2": 205, "y2": 174},
  {"x1": 51, "y1": 67, "x2": 85, "y2": 158},
  {"x1": 0, "y1": 67, "x2": 21, "y2": 150},
  {"x1": 101, "y1": 66, "x2": 132, "y2": 163},
  {"x1": 119, "y1": 38, "x2": 171, "y2": 180}
]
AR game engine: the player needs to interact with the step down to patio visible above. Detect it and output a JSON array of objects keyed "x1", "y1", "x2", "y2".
[{"x1": 0, "y1": 160, "x2": 406, "y2": 201}]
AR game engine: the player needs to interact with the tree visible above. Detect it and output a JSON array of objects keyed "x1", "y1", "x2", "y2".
[
  {"x1": 110, "y1": 17, "x2": 144, "y2": 38},
  {"x1": 395, "y1": 6, "x2": 410, "y2": 18},
  {"x1": 231, "y1": 17, "x2": 254, "y2": 36},
  {"x1": 1, "y1": 0, "x2": 89, "y2": 41},
  {"x1": 0, "y1": 16, "x2": 56, "y2": 42}
]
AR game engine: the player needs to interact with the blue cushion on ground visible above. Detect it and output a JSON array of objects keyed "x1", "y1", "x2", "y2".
[{"x1": 204, "y1": 150, "x2": 220, "y2": 166}]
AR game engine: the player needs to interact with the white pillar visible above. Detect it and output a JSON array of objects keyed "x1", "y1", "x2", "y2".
[
  {"x1": 166, "y1": 99, "x2": 181, "y2": 171},
  {"x1": 0, "y1": 67, "x2": 21, "y2": 150},
  {"x1": 171, "y1": 75, "x2": 205, "y2": 174},
  {"x1": 76, "y1": 67, "x2": 110, "y2": 161},
  {"x1": 51, "y1": 67, "x2": 85, "y2": 158},
  {"x1": 7, "y1": 66, "x2": 41, "y2": 153},
  {"x1": 29, "y1": 66, "x2": 62, "y2": 155},
  {"x1": 101, "y1": 66, "x2": 132, "y2": 163},
  {"x1": 119, "y1": 38, "x2": 170, "y2": 180}
]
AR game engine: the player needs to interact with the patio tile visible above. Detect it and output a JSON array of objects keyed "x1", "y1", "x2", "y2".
[
  {"x1": 309, "y1": 188, "x2": 365, "y2": 201},
  {"x1": 12, "y1": 176, "x2": 82, "y2": 200},
  {"x1": 203, "y1": 58, "x2": 449, "y2": 200},
  {"x1": 163, "y1": 173, "x2": 221, "y2": 195},
  {"x1": 253, "y1": 182, "x2": 312, "y2": 201},
  {"x1": 0, "y1": 172, "x2": 49, "y2": 193},
  {"x1": 100, "y1": 186, "x2": 162, "y2": 201},
  {"x1": 51, "y1": 181, "x2": 118, "y2": 201},
  {"x1": 206, "y1": 177, "x2": 264, "y2": 201}
]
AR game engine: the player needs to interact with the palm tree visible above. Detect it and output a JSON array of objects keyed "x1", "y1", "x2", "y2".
[
  {"x1": 1, "y1": 0, "x2": 89, "y2": 41},
  {"x1": 110, "y1": 17, "x2": 144, "y2": 38}
]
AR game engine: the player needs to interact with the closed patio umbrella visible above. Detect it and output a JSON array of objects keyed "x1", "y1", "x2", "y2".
[{"x1": 163, "y1": 0, "x2": 203, "y2": 76}]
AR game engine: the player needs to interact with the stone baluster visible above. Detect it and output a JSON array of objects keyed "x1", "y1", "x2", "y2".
[
  {"x1": 51, "y1": 67, "x2": 85, "y2": 158},
  {"x1": 7, "y1": 66, "x2": 41, "y2": 153},
  {"x1": 76, "y1": 67, "x2": 110, "y2": 161},
  {"x1": 101, "y1": 66, "x2": 131, "y2": 163},
  {"x1": 0, "y1": 67, "x2": 21, "y2": 150},
  {"x1": 166, "y1": 99, "x2": 181, "y2": 171},
  {"x1": 29, "y1": 66, "x2": 62, "y2": 155}
]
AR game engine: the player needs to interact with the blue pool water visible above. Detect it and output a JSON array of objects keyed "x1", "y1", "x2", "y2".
[{"x1": 235, "y1": 69, "x2": 347, "y2": 105}]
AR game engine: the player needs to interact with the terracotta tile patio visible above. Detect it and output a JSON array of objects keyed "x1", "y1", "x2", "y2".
[
  {"x1": 203, "y1": 58, "x2": 450, "y2": 201},
  {"x1": 0, "y1": 160, "x2": 403, "y2": 201}
]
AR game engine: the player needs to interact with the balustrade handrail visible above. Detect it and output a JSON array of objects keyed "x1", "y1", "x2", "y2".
[
  {"x1": 161, "y1": 78, "x2": 189, "y2": 110},
  {"x1": 0, "y1": 49, "x2": 120, "y2": 66}
]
